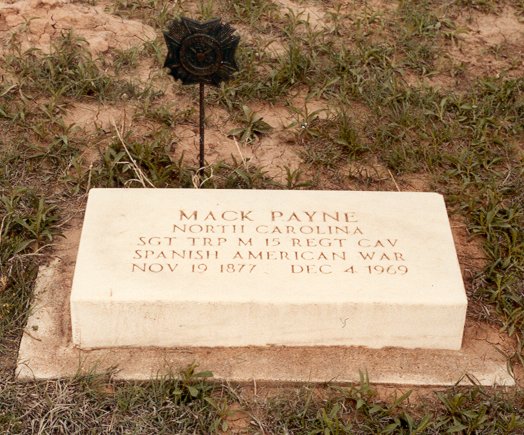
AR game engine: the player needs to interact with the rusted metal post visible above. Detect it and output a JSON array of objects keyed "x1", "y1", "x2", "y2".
[{"x1": 199, "y1": 82, "x2": 205, "y2": 177}]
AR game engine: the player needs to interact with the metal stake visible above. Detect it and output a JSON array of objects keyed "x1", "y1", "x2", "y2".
[
  {"x1": 199, "y1": 82, "x2": 205, "y2": 178},
  {"x1": 163, "y1": 17, "x2": 239, "y2": 182}
]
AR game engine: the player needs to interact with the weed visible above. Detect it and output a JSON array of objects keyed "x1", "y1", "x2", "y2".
[
  {"x1": 171, "y1": 363, "x2": 214, "y2": 403},
  {"x1": 136, "y1": 98, "x2": 193, "y2": 127},
  {"x1": 453, "y1": 0, "x2": 498, "y2": 12},
  {"x1": 288, "y1": 104, "x2": 326, "y2": 141},
  {"x1": 332, "y1": 110, "x2": 366, "y2": 158},
  {"x1": 112, "y1": 46, "x2": 141, "y2": 72},
  {"x1": 0, "y1": 189, "x2": 60, "y2": 359},
  {"x1": 300, "y1": 140, "x2": 344, "y2": 169},
  {"x1": 215, "y1": 43, "x2": 267, "y2": 108},
  {"x1": 197, "y1": 0, "x2": 215, "y2": 20},
  {"x1": 224, "y1": 0, "x2": 278, "y2": 27},
  {"x1": 203, "y1": 157, "x2": 276, "y2": 189},
  {"x1": 282, "y1": 166, "x2": 313, "y2": 189},
  {"x1": 142, "y1": 37, "x2": 165, "y2": 66},
  {"x1": 275, "y1": 40, "x2": 314, "y2": 88},
  {"x1": 293, "y1": 107, "x2": 366, "y2": 168},
  {"x1": 0, "y1": 189, "x2": 61, "y2": 257},
  {"x1": 227, "y1": 105, "x2": 273, "y2": 143},
  {"x1": 93, "y1": 132, "x2": 194, "y2": 188}
]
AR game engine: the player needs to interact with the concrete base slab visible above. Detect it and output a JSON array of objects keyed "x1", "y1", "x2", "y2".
[{"x1": 16, "y1": 227, "x2": 515, "y2": 386}]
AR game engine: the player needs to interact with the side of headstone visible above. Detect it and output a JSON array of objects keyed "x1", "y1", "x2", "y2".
[{"x1": 70, "y1": 189, "x2": 467, "y2": 350}]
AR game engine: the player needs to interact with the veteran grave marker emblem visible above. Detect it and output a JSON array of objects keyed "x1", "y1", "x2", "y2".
[{"x1": 164, "y1": 17, "x2": 240, "y2": 176}]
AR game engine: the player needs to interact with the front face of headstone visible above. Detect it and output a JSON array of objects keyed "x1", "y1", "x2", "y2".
[{"x1": 71, "y1": 189, "x2": 467, "y2": 350}]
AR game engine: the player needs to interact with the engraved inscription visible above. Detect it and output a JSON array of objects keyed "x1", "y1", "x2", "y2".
[{"x1": 129, "y1": 209, "x2": 409, "y2": 277}]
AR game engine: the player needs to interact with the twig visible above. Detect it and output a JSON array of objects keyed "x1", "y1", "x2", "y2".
[
  {"x1": 387, "y1": 169, "x2": 401, "y2": 192},
  {"x1": 23, "y1": 329, "x2": 42, "y2": 342},
  {"x1": 112, "y1": 121, "x2": 155, "y2": 188},
  {"x1": 0, "y1": 84, "x2": 17, "y2": 98},
  {"x1": 233, "y1": 137, "x2": 248, "y2": 168},
  {"x1": 86, "y1": 163, "x2": 93, "y2": 193}
]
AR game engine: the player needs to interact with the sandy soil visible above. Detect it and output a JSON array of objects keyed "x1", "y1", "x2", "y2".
[
  {"x1": 451, "y1": 6, "x2": 524, "y2": 79},
  {"x1": 0, "y1": 0, "x2": 156, "y2": 54}
]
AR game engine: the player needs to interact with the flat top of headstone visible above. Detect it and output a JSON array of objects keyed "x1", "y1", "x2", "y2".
[{"x1": 71, "y1": 188, "x2": 467, "y2": 306}]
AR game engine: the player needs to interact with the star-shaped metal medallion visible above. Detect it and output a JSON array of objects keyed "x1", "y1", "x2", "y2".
[{"x1": 164, "y1": 17, "x2": 240, "y2": 86}]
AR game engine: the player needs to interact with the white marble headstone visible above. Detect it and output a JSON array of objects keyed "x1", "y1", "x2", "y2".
[{"x1": 71, "y1": 188, "x2": 467, "y2": 350}]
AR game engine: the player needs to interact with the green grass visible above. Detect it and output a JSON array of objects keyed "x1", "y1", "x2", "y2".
[
  {"x1": 1, "y1": 0, "x2": 523, "y2": 432},
  {"x1": 92, "y1": 131, "x2": 277, "y2": 189},
  {"x1": 0, "y1": 189, "x2": 60, "y2": 362},
  {"x1": 1, "y1": 372, "x2": 523, "y2": 433},
  {"x1": 0, "y1": 368, "x2": 230, "y2": 433},
  {"x1": 4, "y1": 32, "x2": 146, "y2": 101},
  {"x1": 224, "y1": 0, "x2": 279, "y2": 27},
  {"x1": 258, "y1": 381, "x2": 524, "y2": 433}
]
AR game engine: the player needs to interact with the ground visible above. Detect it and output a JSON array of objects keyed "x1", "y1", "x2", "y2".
[{"x1": 0, "y1": 0, "x2": 523, "y2": 433}]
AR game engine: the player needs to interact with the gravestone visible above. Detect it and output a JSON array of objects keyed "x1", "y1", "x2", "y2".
[{"x1": 71, "y1": 188, "x2": 467, "y2": 350}]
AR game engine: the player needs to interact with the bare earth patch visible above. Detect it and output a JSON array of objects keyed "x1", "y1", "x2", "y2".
[
  {"x1": 0, "y1": 0, "x2": 156, "y2": 55},
  {"x1": 64, "y1": 102, "x2": 135, "y2": 132},
  {"x1": 451, "y1": 6, "x2": 524, "y2": 78},
  {"x1": 273, "y1": 0, "x2": 327, "y2": 29}
]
